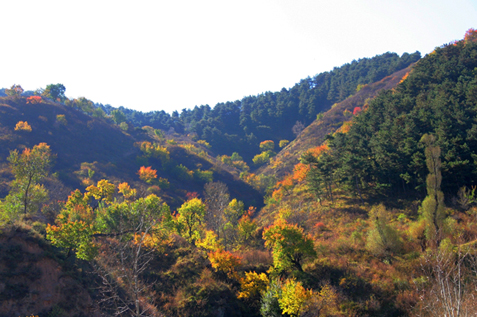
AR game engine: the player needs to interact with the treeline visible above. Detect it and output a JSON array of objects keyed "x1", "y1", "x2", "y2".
[
  {"x1": 304, "y1": 35, "x2": 477, "y2": 199},
  {"x1": 106, "y1": 51, "x2": 420, "y2": 162}
]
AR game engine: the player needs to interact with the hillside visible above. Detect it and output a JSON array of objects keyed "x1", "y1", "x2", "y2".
[
  {"x1": 321, "y1": 34, "x2": 477, "y2": 197},
  {"x1": 0, "y1": 225, "x2": 101, "y2": 316},
  {"x1": 0, "y1": 97, "x2": 263, "y2": 209},
  {"x1": 1, "y1": 29, "x2": 477, "y2": 316},
  {"x1": 258, "y1": 65, "x2": 414, "y2": 180},
  {"x1": 108, "y1": 51, "x2": 420, "y2": 163}
]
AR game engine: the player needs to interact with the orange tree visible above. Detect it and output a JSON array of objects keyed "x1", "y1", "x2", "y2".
[
  {"x1": 263, "y1": 219, "x2": 316, "y2": 273},
  {"x1": 27, "y1": 96, "x2": 43, "y2": 104},
  {"x1": 138, "y1": 166, "x2": 158, "y2": 183},
  {"x1": 208, "y1": 249, "x2": 242, "y2": 279}
]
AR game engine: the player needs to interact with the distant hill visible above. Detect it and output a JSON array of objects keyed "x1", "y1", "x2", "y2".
[{"x1": 108, "y1": 51, "x2": 420, "y2": 163}]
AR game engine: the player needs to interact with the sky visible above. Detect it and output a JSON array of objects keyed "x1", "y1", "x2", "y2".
[{"x1": 1, "y1": 0, "x2": 476, "y2": 113}]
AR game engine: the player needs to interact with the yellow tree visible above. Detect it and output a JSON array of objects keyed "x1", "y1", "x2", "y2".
[
  {"x1": 279, "y1": 279, "x2": 312, "y2": 317},
  {"x1": 238, "y1": 271, "x2": 269, "y2": 299},
  {"x1": 175, "y1": 198, "x2": 206, "y2": 243},
  {"x1": 14, "y1": 121, "x2": 32, "y2": 132},
  {"x1": 208, "y1": 249, "x2": 242, "y2": 279}
]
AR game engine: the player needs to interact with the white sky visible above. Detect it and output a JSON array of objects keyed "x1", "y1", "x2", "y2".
[{"x1": 1, "y1": 0, "x2": 476, "y2": 113}]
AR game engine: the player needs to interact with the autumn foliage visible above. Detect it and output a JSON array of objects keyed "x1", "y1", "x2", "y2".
[
  {"x1": 138, "y1": 166, "x2": 158, "y2": 183},
  {"x1": 26, "y1": 96, "x2": 43, "y2": 104},
  {"x1": 14, "y1": 121, "x2": 32, "y2": 132},
  {"x1": 263, "y1": 219, "x2": 316, "y2": 272},
  {"x1": 464, "y1": 28, "x2": 477, "y2": 44},
  {"x1": 259, "y1": 140, "x2": 275, "y2": 152},
  {"x1": 208, "y1": 249, "x2": 242, "y2": 279},
  {"x1": 292, "y1": 163, "x2": 310, "y2": 183},
  {"x1": 238, "y1": 271, "x2": 269, "y2": 299},
  {"x1": 353, "y1": 106, "x2": 362, "y2": 115},
  {"x1": 306, "y1": 144, "x2": 328, "y2": 158}
]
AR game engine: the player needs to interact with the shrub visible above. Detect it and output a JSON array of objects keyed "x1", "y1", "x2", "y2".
[
  {"x1": 56, "y1": 114, "x2": 67, "y2": 126},
  {"x1": 279, "y1": 140, "x2": 290, "y2": 148},
  {"x1": 14, "y1": 121, "x2": 32, "y2": 132},
  {"x1": 366, "y1": 204, "x2": 403, "y2": 258},
  {"x1": 27, "y1": 96, "x2": 42, "y2": 104}
]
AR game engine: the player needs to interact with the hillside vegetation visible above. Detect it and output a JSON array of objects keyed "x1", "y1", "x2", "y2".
[
  {"x1": 258, "y1": 65, "x2": 414, "y2": 180},
  {"x1": 1, "y1": 29, "x2": 477, "y2": 316},
  {"x1": 106, "y1": 51, "x2": 420, "y2": 163},
  {"x1": 0, "y1": 96, "x2": 262, "y2": 210}
]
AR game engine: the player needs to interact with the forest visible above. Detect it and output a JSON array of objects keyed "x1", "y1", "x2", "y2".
[
  {"x1": 0, "y1": 29, "x2": 476, "y2": 316},
  {"x1": 101, "y1": 51, "x2": 420, "y2": 162}
]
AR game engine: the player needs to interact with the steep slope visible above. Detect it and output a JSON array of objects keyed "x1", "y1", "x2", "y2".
[
  {"x1": 324, "y1": 36, "x2": 477, "y2": 196},
  {"x1": 0, "y1": 225, "x2": 100, "y2": 316},
  {"x1": 258, "y1": 65, "x2": 413, "y2": 180}
]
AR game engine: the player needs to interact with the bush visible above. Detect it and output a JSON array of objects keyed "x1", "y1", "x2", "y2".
[{"x1": 14, "y1": 121, "x2": 32, "y2": 132}]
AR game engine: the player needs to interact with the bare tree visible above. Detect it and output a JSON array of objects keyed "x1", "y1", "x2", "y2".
[
  {"x1": 203, "y1": 182, "x2": 230, "y2": 241},
  {"x1": 292, "y1": 121, "x2": 305, "y2": 137},
  {"x1": 414, "y1": 245, "x2": 477, "y2": 317},
  {"x1": 94, "y1": 198, "x2": 167, "y2": 316}
]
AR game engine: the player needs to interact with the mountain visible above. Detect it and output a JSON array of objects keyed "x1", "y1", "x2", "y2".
[
  {"x1": 322, "y1": 35, "x2": 477, "y2": 197},
  {"x1": 108, "y1": 51, "x2": 420, "y2": 163},
  {"x1": 2, "y1": 29, "x2": 477, "y2": 317}
]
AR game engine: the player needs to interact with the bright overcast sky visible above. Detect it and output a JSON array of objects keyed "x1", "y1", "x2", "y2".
[{"x1": 2, "y1": 0, "x2": 476, "y2": 113}]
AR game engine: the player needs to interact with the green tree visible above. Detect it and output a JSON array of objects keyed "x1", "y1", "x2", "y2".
[
  {"x1": 230, "y1": 152, "x2": 243, "y2": 161},
  {"x1": 259, "y1": 140, "x2": 275, "y2": 152},
  {"x1": 5, "y1": 84, "x2": 24, "y2": 97},
  {"x1": 111, "y1": 109, "x2": 127, "y2": 124},
  {"x1": 263, "y1": 219, "x2": 316, "y2": 273},
  {"x1": 47, "y1": 181, "x2": 170, "y2": 261},
  {"x1": 302, "y1": 149, "x2": 337, "y2": 204},
  {"x1": 253, "y1": 150, "x2": 273, "y2": 166},
  {"x1": 420, "y1": 134, "x2": 446, "y2": 246},
  {"x1": 2, "y1": 143, "x2": 52, "y2": 218},
  {"x1": 222, "y1": 198, "x2": 245, "y2": 249},
  {"x1": 42, "y1": 83, "x2": 66, "y2": 101},
  {"x1": 279, "y1": 140, "x2": 290, "y2": 148},
  {"x1": 47, "y1": 187, "x2": 170, "y2": 314},
  {"x1": 366, "y1": 204, "x2": 403, "y2": 258},
  {"x1": 71, "y1": 97, "x2": 94, "y2": 113},
  {"x1": 260, "y1": 278, "x2": 283, "y2": 317}
]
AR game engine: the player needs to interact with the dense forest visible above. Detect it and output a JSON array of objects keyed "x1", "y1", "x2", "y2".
[
  {"x1": 103, "y1": 51, "x2": 420, "y2": 162},
  {"x1": 1, "y1": 30, "x2": 477, "y2": 316},
  {"x1": 309, "y1": 34, "x2": 477, "y2": 199}
]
